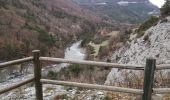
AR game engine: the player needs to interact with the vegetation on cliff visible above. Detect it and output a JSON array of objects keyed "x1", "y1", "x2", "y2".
[{"x1": 0, "y1": 0, "x2": 105, "y2": 60}]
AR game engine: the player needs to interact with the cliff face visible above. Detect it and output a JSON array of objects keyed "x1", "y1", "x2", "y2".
[{"x1": 105, "y1": 16, "x2": 170, "y2": 85}]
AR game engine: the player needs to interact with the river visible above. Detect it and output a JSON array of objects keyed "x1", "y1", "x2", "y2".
[
  {"x1": 65, "y1": 41, "x2": 86, "y2": 60},
  {"x1": 42, "y1": 40, "x2": 86, "y2": 74},
  {"x1": 60, "y1": 40, "x2": 86, "y2": 67},
  {"x1": 0, "y1": 41, "x2": 87, "y2": 99}
]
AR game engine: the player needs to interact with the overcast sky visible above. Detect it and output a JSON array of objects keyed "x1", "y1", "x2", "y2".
[{"x1": 149, "y1": 0, "x2": 165, "y2": 8}]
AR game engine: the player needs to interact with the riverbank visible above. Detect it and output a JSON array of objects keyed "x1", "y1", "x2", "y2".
[{"x1": 0, "y1": 41, "x2": 87, "y2": 99}]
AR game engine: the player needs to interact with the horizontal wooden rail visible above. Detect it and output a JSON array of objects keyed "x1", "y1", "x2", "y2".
[
  {"x1": 156, "y1": 64, "x2": 170, "y2": 70},
  {"x1": 40, "y1": 57, "x2": 145, "y2": 70},
  {"x1": 0, "y1": 57, "x2": 33, "y2": 69},
  {"x1": 153, "y1": 88, "x2": 170, "y2": 94},
  {"x1": 0, "y1": 77, "x2": 34, "y2": 94},
  {"x1": 41, "y1": 79, "x2": 143, "y2": 95}
]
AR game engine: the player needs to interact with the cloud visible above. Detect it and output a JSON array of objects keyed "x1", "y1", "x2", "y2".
[{"x1": 149, "y1": 0, "x2": 165, "y2": 8}]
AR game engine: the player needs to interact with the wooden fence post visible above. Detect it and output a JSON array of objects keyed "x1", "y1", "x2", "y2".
[
  {"x1": 142, "y1": 58, "x2": 156, "y2": 100},
  {"x1": 33, "y1": 50, "x2": 43, "y2": 100}
]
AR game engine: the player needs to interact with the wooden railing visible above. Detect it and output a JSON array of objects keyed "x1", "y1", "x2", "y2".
[{"x1": 0, "y1": 50, "x2": 170, "y2": 100}]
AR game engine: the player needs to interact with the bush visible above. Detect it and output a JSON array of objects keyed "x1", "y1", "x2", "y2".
[
  {"x1": 106, "y1": 58, "x2": 111, "y2": 63},
  {"x1": 24, "y1": 11, "x2": 37, "y2": 22},
  {"x1": 38, "y1": 28, "x2": 56, "y2": 46},
  {"x1": 136, "y1": 16, "x2": 159, "y2": 37},
  {"x1": 54, "y1": 94, "x2": 68, "y2": 100},
  {"x1": 0, "y1": 42, "x2": 22, "y2": 60},
  {"x1": 48, "y1": 64, "x2": 82, "y2": 80},
  {"x1": 52, "y1": 8, "x2": 78, "y2": 21},
  {"x1": 103, "y1": 96, "x2": 112, "y2": 100},
  {"x1": 47, "y1": 70, "x2": 58, "y2": 79},
  {"x1": 11, "y1": 0, "x2": 25, "y2": 9},
  {"x1": 68, "y1": 64, "x2": 82, "y2": 76},
  {"x1": 25, "y1": 24, "x2": 56, "y2": 46},
  {"x1": 160, "y1": 0, "x2": 170, "y2": 17},
  {"x1": 138, "y1": 16, "x2": 159, "y2": 32},
  {"x1": 98, "y1": 46, "x2": 109, "y2": 59}
]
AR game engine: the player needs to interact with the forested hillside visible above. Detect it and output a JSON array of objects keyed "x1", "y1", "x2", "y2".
[{"x1": 0, "y1": 0, "x2": 105, "y2": 60}]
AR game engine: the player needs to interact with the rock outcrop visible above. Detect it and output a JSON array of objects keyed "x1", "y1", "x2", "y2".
[{"x1": 106, "y1": 16, "x2": 170, "y2": 85}]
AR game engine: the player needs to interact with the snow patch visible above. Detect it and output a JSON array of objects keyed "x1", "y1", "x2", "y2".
[{"x1": 117, "y1": 1, "x2": 137, "y2": 6}]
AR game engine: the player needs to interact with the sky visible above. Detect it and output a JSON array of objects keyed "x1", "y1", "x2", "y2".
[{"x1": 149, "y1": 0, "x2": 165, "y2": 8}]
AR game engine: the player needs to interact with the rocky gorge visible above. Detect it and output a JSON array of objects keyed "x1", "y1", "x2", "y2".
[
  {"x1": 1, "y1": 0, "x2": 170, "y2": 99},
  {"x1": 105, "y1": 16, "x2": 170, "y2": 99},
  {"x1": 0, "y1": 41, "x2": 88, "y2": 99}
]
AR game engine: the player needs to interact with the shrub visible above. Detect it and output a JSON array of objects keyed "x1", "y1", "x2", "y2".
[
  {"x1": 54, "y1": 94, "x2": 68, "y2": 100},
  {"x1": 106, "y1": 58, "x2": 111, "y2": 63},
  {"x1": 38, "y1": 28, "x2": 56, "y2": 46},
  {"x1": 138, "y1": 16, "x2": 159, "y2": 32},
  {"x1": 47, "y1": 70, "x2": 58, "y2": 79},
  {"x1": 160, "y1": 0, "x2": 170, "y2": 17},
  {"x1": 68, "y1": 64, "x2": 82, "y2": 76},
  {"x1": 0, "y1": 42, "x2": 22, "y2": 60},
  {"x1": 160, "y1": 18, "x2": 168, "y2": 23},
  {"x1": 103, "y1": 96, "x2": 112, "y2": 100},
  {"x1": 136, "y1": 16, "x2": 159, "y2": 37},
  {"x1": 11, "y1": 0, "x2": 25, "y2": 9},
  {"x1": 31, "y1": 0, "x2": 46, "y2": 9},
  {"x1": 24, "y1": 23, "x2": 56, "y2": 46},
  {"x1": 52, "y1": 8, "x2": 78, "y2": 21},
  {"x1": 98, "y1": 46, "x2": 109, "y2": 59},
  {"x1": 24, "y1": 11, "x2": 37, "y2": 22}
]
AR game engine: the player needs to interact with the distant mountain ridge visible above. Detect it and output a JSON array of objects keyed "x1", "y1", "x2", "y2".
[{"x1": 72, "y1": 0, "x2": 159, "y2": 23}]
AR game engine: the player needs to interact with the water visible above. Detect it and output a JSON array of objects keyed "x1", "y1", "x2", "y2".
[
  {"x1": 60, "y1": 40, "x2": 86, "y2": 67},
  {"x1": 0, "y1": 41, "x2": 87, "y2": 99},
  {"x1": 43, "y1": 40, "x2": 86, "y2": 73},
  {"x1": 65, "y1": 41, "x2": 86, "y2": 60}
]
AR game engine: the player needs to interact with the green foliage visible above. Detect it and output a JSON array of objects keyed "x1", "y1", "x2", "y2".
[
  {"x1": 47, "y1": 64, "x2": 82, "y2": 80},
  {"x1": 125, "y1": 29, "x2": 133, "y2": 34},
  {"x1": 136, "y1": 16, "x2": 159, "y2": 38},
  {"x1": 106, "y1": 58, "x2": 111, "y2": 63},
  {"x1": 31, "y1": 0, "x2": 47, "y2": 9},
  {"x1": 98, "y1": 46, "x2": 109, "y2": 59},
  {"x1": 68, "y1": 64, "x2": 82, "y2": 76},
  {"x1": 103, "y1": 96, "x2": 112, "y2": 100},
  {"x1": 37, "y1": 28, "x2": 56, "y2": 46},
  {"x1": 52, "y1": 9, "x2": 78, "y2": 21},
  {"x1": 93, "y1": 36, "x2": 108, "y2": 44},
  {"x1": 78, "y1": 20, "x2": 97, "y2": 46},
  {"x1": 136, "y1": 31, "x2": 145, "y2": 38},
  {"x1": 52, "y1": 10, "x2": 68, "y2": 18},
  {"x1": 24, "y1": 23, "x2": 56, "y2": 46},
  {"x1": 11, "y1": 0, "x2": 25, "y2": 9},
  {"x1": 48, "y1": 70, "x2": 58, "y2": 79},
  {"x1": 55, "y1": 94, "x2": 68, "y2": 99},
  {"x1": 160, "y1": 0, "x2": 170, "y2": 17},
  {"x1": 0, "y1": 42, "x2": 22, "y2": 60},
  {"x1": 24, "y1": 11, "x2": 37, "y2": 22}
]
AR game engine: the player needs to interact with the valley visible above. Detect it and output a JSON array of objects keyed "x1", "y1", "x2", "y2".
[{"x1": 1, "y1": 0, "x2": 170, "y2": 99}]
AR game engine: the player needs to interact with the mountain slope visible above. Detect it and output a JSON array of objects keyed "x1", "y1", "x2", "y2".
[
  {"x1": 73, "y1": 0, "x2": 159, "y2": 23},
  {"x1": 0, "y1": 0, "x2": 104, "y2": 60},
  {"x1": 105, "y1": 16, "x2": 170, "y2": 86}
]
